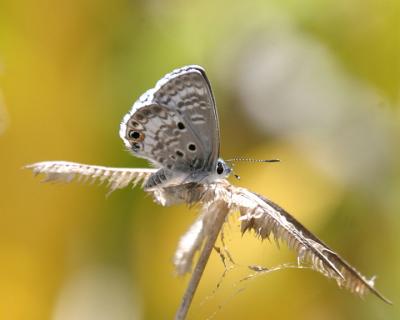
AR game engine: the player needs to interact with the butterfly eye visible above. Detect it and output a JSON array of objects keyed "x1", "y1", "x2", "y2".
[{"x1": 216, "y1": 162, "x2": 224, "y2": 175}]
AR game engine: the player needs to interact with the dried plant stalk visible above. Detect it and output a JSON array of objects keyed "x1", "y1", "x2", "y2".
[
  {"x1": 175, "y1": 200, "x2": 230, "y2": 320},
  {"x1": 26, "y1": 161, "x2": 392, "y2": 319},
  {"x1": 167, "y1": 181, "x2": 391, "y2": 305},
  {"x1": 26, "y1": 161, "x2": 156, "y2": 193}
]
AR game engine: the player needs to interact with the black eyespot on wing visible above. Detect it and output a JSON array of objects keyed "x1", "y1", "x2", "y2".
[
  {"x1": 129, "y1": 131, "x2": 141, "y2": 139},
  {"x1": 176, "y1": 150, "x2": 184, "y2": 157},
  {"x1": 177, "y1": 122, "x2": 185, "y2": 130},
  {"x1": 188, "y1": 143, "x2": 196, "y2": 151}
]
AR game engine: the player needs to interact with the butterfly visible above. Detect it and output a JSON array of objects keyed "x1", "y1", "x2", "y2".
[{"x1": 119, "y1": 65, "x2": 231, "y2": 190}]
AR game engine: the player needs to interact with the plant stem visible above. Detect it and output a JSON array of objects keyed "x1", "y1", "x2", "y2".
[{"x1": 175, "y1": 203, "x2": 229, "y2": 320}]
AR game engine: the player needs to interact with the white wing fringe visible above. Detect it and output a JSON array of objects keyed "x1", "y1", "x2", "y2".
[{"x1": 26, "y1": 162, "x2": 391, "y2": 304}]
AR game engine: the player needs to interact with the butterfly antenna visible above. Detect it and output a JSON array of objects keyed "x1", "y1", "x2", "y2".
[
  {"x1": 226, "y1": 157, "x2": 280, "y2": 163},
  {"x1": 226, "y1": 158, "x2": 279, "y2": 180}
]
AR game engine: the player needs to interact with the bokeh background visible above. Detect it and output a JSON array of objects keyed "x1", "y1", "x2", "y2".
[{"x1": 1, "y1": 0, "x2": 399, "y2": 319}]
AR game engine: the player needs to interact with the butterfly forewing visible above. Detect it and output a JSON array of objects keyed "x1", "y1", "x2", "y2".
[{"x1": 152, "y1": 66, "x2": 220, "y2": 169}]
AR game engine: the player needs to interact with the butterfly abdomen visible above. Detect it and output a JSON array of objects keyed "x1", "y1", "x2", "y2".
[{"x1": 144, "y1": 168, "x2": 172, "y2": 190}]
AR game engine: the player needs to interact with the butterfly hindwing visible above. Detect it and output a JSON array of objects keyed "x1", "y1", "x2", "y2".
[{"x1": 122, "y1": 104, "x2": 209, "y2": 173}]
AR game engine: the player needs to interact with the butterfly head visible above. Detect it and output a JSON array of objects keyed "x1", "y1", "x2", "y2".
[{"x1": 215, "y1": 159, "x2": 232, "y2": 178}]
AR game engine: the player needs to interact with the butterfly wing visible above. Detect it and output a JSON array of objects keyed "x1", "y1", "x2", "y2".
[{"x1": 120, "y1": 66, "x2": 220, "y2": 174}]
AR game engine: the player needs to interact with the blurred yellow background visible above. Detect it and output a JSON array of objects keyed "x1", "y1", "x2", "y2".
[{"x1": 0, "y1": 0, "x2": 399, "y2": 319}]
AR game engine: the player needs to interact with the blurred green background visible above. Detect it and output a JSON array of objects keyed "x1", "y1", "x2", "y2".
[{"x1": 0, "y1": 0, "x2": 399, "y2": 319}]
